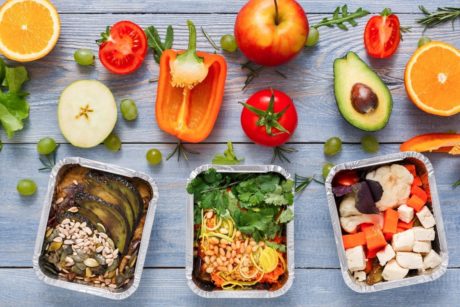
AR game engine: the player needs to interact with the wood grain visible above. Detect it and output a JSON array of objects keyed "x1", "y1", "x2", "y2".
[
  {"x1": 1, "y1": 14, "x2": 459, "y2": 144},
  {"x1": 52, "y1": 0, "x2": 460, "y2": 14},
  {"x1": 0, "y1": 268, "x2": 459, "y2": 306},
  {"x1": 1, "y1": 143, "x2": 459, "y2": 268}
]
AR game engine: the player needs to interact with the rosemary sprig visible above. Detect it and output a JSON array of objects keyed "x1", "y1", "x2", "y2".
[
  {"x1": 38, "y1": 145, "x2": 59, "y2": 172},
  {"x1": 272, "y1": 146, "x2": 297, "y2": 163},
  {"x1": 241, "y1": 61, "x2": 287, "y2": 91},
  {"x1": 453, "y1": 180, "x2": 460, "y2": 188},
  {"x1": 295, "y1": 174, "x2": 324, "y2": 193},
  {"x1": 418, "y1": 6, "x2": 460, "y2": 29},
  {"x1": 145, "y1": 25, "x2": 174, "y2": 64},
  {"x1": 314, "y1": 5, "x2": 369, "y2": 30},
  {"x1": 166, "y1": 141, "x2": 199, "y2": 161},
  {"x1": 399, "y1": 26, "x2": 412, "y2": 41},
  {"x1": 201, "y1": 27, "x2": 220, "y2": 51}
]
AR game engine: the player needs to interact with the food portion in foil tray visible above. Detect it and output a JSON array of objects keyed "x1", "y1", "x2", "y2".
[
  {"x1": 39, "y1": 165, "x2": 153, "y2": 290},
  {"x1": 187, "y1": 168, "x2": 294, "y2": 291},
  {"x1": 332, "y1": 163, "x2": 442, "y2": 286}
]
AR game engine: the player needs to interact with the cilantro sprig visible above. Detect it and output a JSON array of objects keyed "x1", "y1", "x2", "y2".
[
  {"x1": 187, "y1": 168, "x2": 294, "y2": 242},
  {"x1": 212, "y1": 141, "x2": 244, "y2": 165}
]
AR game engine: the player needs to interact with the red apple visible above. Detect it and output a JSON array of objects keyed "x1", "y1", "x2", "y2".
[{"x1": 234, "y1": 0, "x2": 309, "y2": 66}]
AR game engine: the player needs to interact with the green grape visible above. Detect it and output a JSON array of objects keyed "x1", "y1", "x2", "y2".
[
  {"x1": 104, "y1": 133, "x2": 121, "y2": 152},
  {"x1": 361, "y1": 135, "x2": 379, "y2": 153},
  {"x1": 146, "y1": 148, "x2": 162, "y2": 165},
  {"x1": 17, "y1": 179, "x2": 37, "y2": 196},
  {"x1": 37, "y1": 137, "x2": 57, "y2": 155},
  {"x1": 324, "y1": 137, "x2": 342, "y2": 156},
  {"x1": 74, "y1": 49, "x2": 95, "y2": 66},
  {"x1": 306, "y1": 27, "x2": 319, "y2": 47},
  {"x1": 220, "y1": 34, "x2": 237, "y2": 52},
  {"x1": 418, "y1": 36, "x2": 431, "y2": 48},
  {"x1": 120, "y1": 99, "x2": 138, "y2": 121},
  {"x1": 322, "y1": 162, "x2": 334, "y2": 180}
]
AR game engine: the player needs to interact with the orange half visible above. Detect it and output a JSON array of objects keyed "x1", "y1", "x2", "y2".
[
  {"x1": 404, "y1": 41, "x2": 460, "y2": 116},
  {"x1": 0, "y1": 0, "x2": 60, "y2": 62}
]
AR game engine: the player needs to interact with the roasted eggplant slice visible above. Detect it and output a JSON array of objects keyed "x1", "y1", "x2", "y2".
[
  {"x1": 84, "y1": 179, "x2": 136, "y2": 231},
  {"x1": 75, "y1": 192, "x2": 131, "y2": 254},
  {"x1": 87, "y1": 171, "x2": 143, "y2": 225}
]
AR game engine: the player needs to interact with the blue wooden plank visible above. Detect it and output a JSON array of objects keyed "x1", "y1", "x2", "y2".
[
  {"x1": 1, "y1": 143, "x2": 459, "y2": 268},
  {"x1": 1, "y1": 14, "x2": 459, "y2": 144},
  {"x1": 0, "y1": 268, "x2": 459, "y2": 306}
]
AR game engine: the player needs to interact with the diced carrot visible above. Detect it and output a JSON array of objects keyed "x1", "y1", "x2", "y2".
[
  {"x1": 404, "y1": 164, "x2": 417, "y2": 176},
  {"x1": 382, "y1": 209, "x2": 399, "y2": 234},
  {"x1": 411, "y1": 185, "x2": 428, "y2": 203},
  {"x1": 384, "y1": 232, "x2": 394, "y2": 241},
  {"x1": 397, "y1": 227, "x2": 405, "y2": 233},
  {"x1": 407, "y1": 194, "x2": 426, "y2": 212},
  {"x1": 366, "y1": 248, "x2": 379, "y2": 259},
  {"x1": 342, "y1": 232, "x2": 366, "y2": 249},
  {"x1": 359, "y1": 223, "x2": 374, "y2": 232},
  {"x1": 397, "y1": 219, "x2": 414, "y2": 230},
  {"x1": 412, "y1": 176, "x2": 422, "y2": 187},
  {"x1": 363, "y1": 225, "x2": 387, "y2": 251},
  {"x1": 365, "y1": 260, "x2": 373, "y2": 273}
]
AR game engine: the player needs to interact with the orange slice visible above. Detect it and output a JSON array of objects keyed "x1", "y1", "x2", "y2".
[
  {"x1": 404, "y1": 41, "x2": 460, "y2": 116},
  {"x1": 0, "y1": 0, "x2": 60, "y2": 62}
]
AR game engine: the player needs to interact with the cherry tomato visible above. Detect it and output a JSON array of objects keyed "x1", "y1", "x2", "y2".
[
  {"x1": 333, "y1": 170, "x2": 359, "y2": 187},
  {"x1": 98, "y1": 21, "x2": 148, "y2": 74},
  {"x1": 364, "y1": 9, "x2": 401, "y2": 59},
  {"x1": 240, "y1": 89, "x2": 297, "y2": 147}
]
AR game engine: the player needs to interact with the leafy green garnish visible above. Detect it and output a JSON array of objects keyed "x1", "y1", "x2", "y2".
[
  {"x1": 418, "y1": 6, "x2": 460, "y2": 29},
  {"x1": 0, "y1": 139, "x2": 2, "y2": 152},
  {"x1": 0, "y1": 64, "x2": 30, "y2": 140},
  {"x1": 453, "y1": 180, "x2": 460, "y2": 188},
  {"x1": 212, "y1": 141, "x2": 244, "y2": 165},
  {"x1": 314, "y1": 5, "x2": 369, "y2": 30},
  {"x1": 145, "y1": 25, "x2": 174, "y2": 64},
  {"x1": 187, "y1": 169, "x2": 294, "y2": 242},
  {"x1": 265, "y1": 241, "x2": 286, "y2": 253}
]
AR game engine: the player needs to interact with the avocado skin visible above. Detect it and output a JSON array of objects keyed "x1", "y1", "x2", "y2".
[{"x1": 333, "y1": 51, "x2": 393, "y2": 132}]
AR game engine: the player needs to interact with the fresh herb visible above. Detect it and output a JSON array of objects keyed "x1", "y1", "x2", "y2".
[
  {"x1": 418, "y1": 6, "x2": 460, "y2": 29},
  {"x1": 265, "y1": 241, "x2": 286, "y2": 253},
  {"x1": 0, "y1": 61, "x2": 30, "y2": 140},
  {"x1": 0, "y1": 139, "x2": 2, "y2": 152},
  {"x1": 187, "y1": 169, "x2": 294, "y2": 242},
  {"x1": 241, "y1": 61, "x2": 287, "y2": 91},
  {"x1": 166, "y1": 140, "x2": 199, "y2": 161},
  {"x1": 212, "y1": 141, "x2": 244, "y2": 165},
  {"x1": 295, "y1": 174, "x2": 323, "y2": 193},
  {"x1": 314, "y1": 5, "x2": 369, "y2": 30},
  {"x1": 399, "y1": 26, "x2": 412, "y2": 41},
  {"x1": 201, "y1": 27, "x2": 220, "y2": 51},
  {"x1": 39, "y1": 146, "x2": 59, "y2": 172},
  {"x1": 145, "y1": 25, "x2": 174, "y2": 64},
  {"x1": 453, "y1": 179, "x2": 460, "y2": 188},
  {"x1": 272, "y1": 146, "x2": 297, "y2": 163}
]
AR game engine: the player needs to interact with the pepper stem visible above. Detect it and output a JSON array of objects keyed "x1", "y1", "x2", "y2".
[{"x1": 186, "y1": 20, "x2": 197, "y2": 53}]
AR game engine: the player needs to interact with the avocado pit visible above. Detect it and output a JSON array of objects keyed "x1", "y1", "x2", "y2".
[{"x1": 351, "y1": 83, "x2": 378, "y2": 114}]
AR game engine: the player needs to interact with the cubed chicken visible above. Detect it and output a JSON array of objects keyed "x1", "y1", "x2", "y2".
[
  {"x1": 377, "y1": 244, "x2": 396, "y2": 266},
  {"x1": 416, "y1": 206, "x2": 436, "y2": 229},
  {"x1": 396, "y1": 252, "x2": 424, "y2": 269},
  {"x1": 398, "y1": 204, "x2": 414, "y2": 223},
  {"x1": 346, "y1": 245, "x2": 366, "y2": 272},
  {"x1": 382, "y1": 259, "x2": 409, "y2": 281},
  {"x1": 392, "y1": 229, "x2": 415, "y2": 252}
]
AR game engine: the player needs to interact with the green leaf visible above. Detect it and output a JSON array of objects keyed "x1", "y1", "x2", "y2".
[
  {"x1": 314, "y1": 5, "x2": 369, "y2": 30},
  {"x1": 0, "y1": 92, "x2": 29, "y2": 138},
  {"x1": 3, "y1": 66, "x2": 28, "y2": 93},
  {"x1": 212, "y1": 141, "x2": 244, "y2": 165},
  {"x1": 277, "y1": 208, "x2": 294, "y2": 223},
  {"x1": 265, "y1": 241, "x2": 286, "y2": 253},
  {"x1": 145, "y1": 25, "x2": 174, "y2": 64},
  {"x1": 0, "y1": 58, "x2": 5, "y2": 84},
  {"x1": 453, "y1": 180, "x2": 460, "y2": 188},
  {"x1": 164, "y1": 25, "x2": 174, "y2": 50}
]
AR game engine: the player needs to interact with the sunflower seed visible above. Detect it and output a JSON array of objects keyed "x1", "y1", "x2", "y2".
[
  {"x1": 53, "y1": 236, "x2": 63, "y2": 243},
  {"x1": 67, "y1": 207, "x2": 79, "y2": 213},
  {"x1": 64, "y1": 240, "x2": 74, "y2": 245}
]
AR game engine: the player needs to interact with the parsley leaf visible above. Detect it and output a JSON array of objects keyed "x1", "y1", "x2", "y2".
[
  {"x1": 265, "y1": 241, "x2": 286, "y2": 253},
  {"x1": 277, "y1": 208, "x2": 294, "y2": 223},
  {"x1": 212, "y1": 141, "x2": 244, "y2": 165}
]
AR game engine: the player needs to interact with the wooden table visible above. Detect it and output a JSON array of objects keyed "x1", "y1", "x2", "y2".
[{"x1": 1, "y1": 0, "x2": 459, "y2": 305}]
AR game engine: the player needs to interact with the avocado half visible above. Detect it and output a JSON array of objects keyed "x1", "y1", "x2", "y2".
[{"x1": 333, "y1": 52, "x2": 393, "y2": 131}]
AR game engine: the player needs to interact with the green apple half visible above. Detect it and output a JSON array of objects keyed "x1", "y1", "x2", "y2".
[{"x1": 58, "y1": 80, "x2": 117, "y2": 148}]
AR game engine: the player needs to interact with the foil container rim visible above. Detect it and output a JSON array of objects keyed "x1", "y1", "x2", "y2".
[
  {"x1": 324, "y1": 151, "x2": 449, "y2": 293},
  {"x1": 185, "y1": 164, "x2": 295, "y2": 298},
  {"x1": 32, "y1": 157, "x2": 159, "y2": 300}
]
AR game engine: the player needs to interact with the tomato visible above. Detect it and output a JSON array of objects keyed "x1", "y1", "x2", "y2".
[
  {"x1": 364, "y1": 9, "x2": 401, "y2": 59},
  {"x1": 98, "y1": 21, "x2": 148, "y2": 74},
  {"x1": 240, "y1": 89, "x2": 297, "y2": 147},
  {"x1": 333, "y1": 170, "x2": 359, "y2": 187}
]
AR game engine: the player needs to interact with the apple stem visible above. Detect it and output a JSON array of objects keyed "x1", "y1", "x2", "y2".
[{"x1": 274, "y1": 0, "x2": 280, "y2": 25}]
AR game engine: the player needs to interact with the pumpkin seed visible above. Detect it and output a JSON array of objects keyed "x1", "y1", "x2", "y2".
[
  {"x1": 71, "y1": 265, "x2": 84, "y2": 275},
  {"x1": 94, "y1": 254, "x2": 106, "y2": 265},
  {"x1": 106, "y1": 238, "x2": 115, "y2": 249},
  {"x1": 107, "y1": 258, "x2": 118, "y2": 272},
  {"x1": 129, "y1": 255, "x2": 137, "y2": 268},
  {"x1": 85, "y1": 267, "x2": 93, "y2": 278},
  {"x1": 45, "y1": 227, "x2": 53, "y2": 239},
  {"x1": 84, "y1": 258, "x2": 99, "y2": 268},
  {"x1": 75, "y1": 262, "x2": 86, "y2": 271},
  {"x1": 48, "y1": 241, "x2": 62, "y2": 251},
  {"x1": 96, "y1": 223, "x2": 106, "y2": 233}
]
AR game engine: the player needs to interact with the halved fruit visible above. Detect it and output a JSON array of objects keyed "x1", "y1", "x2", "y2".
[
  {"x1": 75, "y1": 192, "x2": 131, "y2": 254},
  {"x1": 405, "y1": 41, "x2": 460, "y2": 116},
  {"x1": 58, "y1": 80, "x2": 117, "y2": 148},
  {"x1": 0, "y1": 0, "x2": 60, "y2": 62}
]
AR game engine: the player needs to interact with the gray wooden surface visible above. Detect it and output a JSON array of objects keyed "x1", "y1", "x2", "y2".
[{"x1": 0, "y1": 0, "x2": 459, "y2": 306}]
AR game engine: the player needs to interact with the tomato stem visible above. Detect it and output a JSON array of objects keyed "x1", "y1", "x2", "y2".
[{"x1": 274, "y1": 0, "x2": 280, "y2": 25}]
